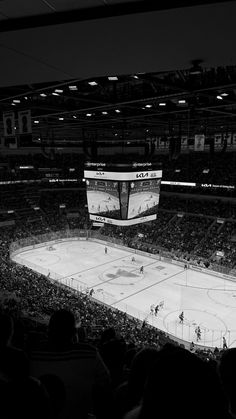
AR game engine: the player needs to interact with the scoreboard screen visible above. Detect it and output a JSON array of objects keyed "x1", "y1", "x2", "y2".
[{"x1": 84, "y1": 162, "x2": 162, "y2": 226}]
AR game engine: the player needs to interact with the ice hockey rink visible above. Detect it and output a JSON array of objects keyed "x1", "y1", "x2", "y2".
[{"x1": 12, "y1": 240, "x2": 236, "y2": 349}]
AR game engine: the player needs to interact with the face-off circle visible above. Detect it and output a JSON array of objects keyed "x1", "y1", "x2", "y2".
[
  {"x1": 207, "y1": 285, "x2": 236, "y2": 308},
  {"x1": 163, "y1": 309, "x2": 228, "y2": 345}
]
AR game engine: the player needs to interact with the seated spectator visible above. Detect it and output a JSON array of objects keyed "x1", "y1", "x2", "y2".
[
  {"x1": 124, "y1": 344, "x2": 230, "y2": 419},
  {"x1": 28, "y1": 309, "x2": 112, "y2": 419},
  {"x1": 99, "y1": 335, "x2": 127, "y2": 389},
  {"x1": 114, "y1": 347, "x2": 160, "y2": 419}
]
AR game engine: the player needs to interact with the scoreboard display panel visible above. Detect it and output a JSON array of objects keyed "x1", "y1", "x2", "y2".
[{"x1": 84, "y1": 162, "x2": 162, "y2": 226}]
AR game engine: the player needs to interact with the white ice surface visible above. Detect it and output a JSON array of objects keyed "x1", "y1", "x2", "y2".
[
  {"x1": 12, "y1": 240, "x2": 236, "y2": 349},
  {"x1": 128, "y1": 192, "x2": 159, "y2": 218},
  {"x1": 87, "y1": 191, "x2": 120, "y2": 213}
]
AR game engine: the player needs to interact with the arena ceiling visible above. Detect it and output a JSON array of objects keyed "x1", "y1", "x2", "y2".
[{"x1": 1, "y1": 0, "x2": 236, "y2": 143}]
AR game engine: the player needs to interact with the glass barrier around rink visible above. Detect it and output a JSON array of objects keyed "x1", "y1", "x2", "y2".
[{"x1": 10, "y1": 229, "x2": 88, "y2": 256}]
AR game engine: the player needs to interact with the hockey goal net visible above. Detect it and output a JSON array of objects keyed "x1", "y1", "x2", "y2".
[{"x1": 46, "y1": 245, "x2": 56, "y2": 251}]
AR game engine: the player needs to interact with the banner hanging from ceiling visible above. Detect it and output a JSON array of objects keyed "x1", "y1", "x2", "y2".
[
  {"x1": 18, "y1": 110, "x2": 32, "y2": 134},
  {"x1": 194, "y1": 134, "x2": 205, "y2": 151},
  {"x1": 3, "y1": 112, "x2": 15, "y2": 137}
]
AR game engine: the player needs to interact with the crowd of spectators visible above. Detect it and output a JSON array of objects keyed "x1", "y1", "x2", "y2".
[
  {"x1": 0, "y1": 157, "x2": 236, "y2": 417},
  {"x1": 1, "y1": 304, "x2": 235, "y2": 418},
  {"x1": 0, "y1": 150, "x2": 236, "y2": 187},
  {"x1": 0, "y1": 183, "x2": 235, "y2": 269}
]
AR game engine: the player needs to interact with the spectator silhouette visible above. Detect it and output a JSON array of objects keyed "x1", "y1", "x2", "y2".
[
  {"x1": 99, "y1": 335, "x2": 127, "y2": 389},
  {"x1": 114, "y1": 346, "x2": 160, "y2": 419},
  {"x1": 29, "y1": 309, "x2": 111, "y2": 419},
  {"x1": 125, "y1": 344, "x2": 230, "y2": 419}
]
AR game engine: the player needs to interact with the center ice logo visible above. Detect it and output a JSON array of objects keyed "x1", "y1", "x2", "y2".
[{"x1": 107, "y1": 268, "x2": 138, "y2": 279}]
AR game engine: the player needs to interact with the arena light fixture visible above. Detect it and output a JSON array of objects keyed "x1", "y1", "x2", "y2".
[
  {"x1": 72, "y1": 115, "x2": 77, "y2": 119},
  {"x1": 34, "y1": 120, "x2": 39, "y2": 124},
  {"x1": 40, "y1": 93, "x2": 47, "y2": 97},
  {"x1": 55, "y1": 89, "x2": 63, "y2": 93},
  {"x1": 102, "y1": 111, "x2": 108, "y2": 115},
  {"x1": 52, "y1": 92, "x2": 59, "y2": 96},
  {"x1": 88, "y1": 81, "x2": 98, "y2": 86},
  {"x1": 11, "y1": 103, "x2": 16, "y2": 106},
  {"x1": 178, "y1": 99, "x2": 186, "y2": 104},
  {"x1": 108, "y1": 76, "x2": 118, "y2": 81},
  {"x1": 59, "y1": 117, "x2": 64, "y2": 120},
  {"x1": 159, "y1": 102, "x2": 166, "y2": 106},
  {"x1": 132, "y1": 75, "x2": 139, "y2": 79},
  {"x1": 145, "y1": 104, "x2": 152, "y2": 108},
  {"x1": 217, "y1": 95, "x2": 223, "y2": 100},
  {"x1": 115, "y1": 109, "x2": 121, "y2": 113},
  {"x1": 24, "y1": 96, "x2": 28, "y2": 100},
  {"x1": 221, "y1": 92, "x2": 228, "y2": 97},
  {"x1": 86, "y1": 113, "x2": 92, "y2": 117},
  {"x1": 69, "y1": 85, "x2": 78, "y2": 90},
  {"x1": 13, "y1": 99, "x2": 20, "y2": 103}
]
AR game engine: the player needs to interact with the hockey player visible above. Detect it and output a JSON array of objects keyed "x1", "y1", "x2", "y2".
[
  {"x1": 223, "y1": 336, "x2": 228, "y2": 349},
  {"x1": 184, "y1": 264, "x2": 188, "y2": 270},
  {"x1": 154, "y1": 305, "x2": 159, "y2": 316},
  {"x1": 179, "y1": 311, "x2": 184, "y2": 324},
  {"x1": 105, "y1": 246, "x2": 107, "y2": 254},
  {"x1": 195, "y1": 326, "x2": 201, "y2": 341},
  {"x1": 89, "y1": 288, "x2": 94, "y2": 297},
  {"x1": 150, "y1": 304, "x2": 155, "y2": 315},
  {"x1": 140, "y1": 266, "x2": 144, "y2": 274},
  {"x1": 131, "y1": 256, "x2": 135, "y2": 263}
]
